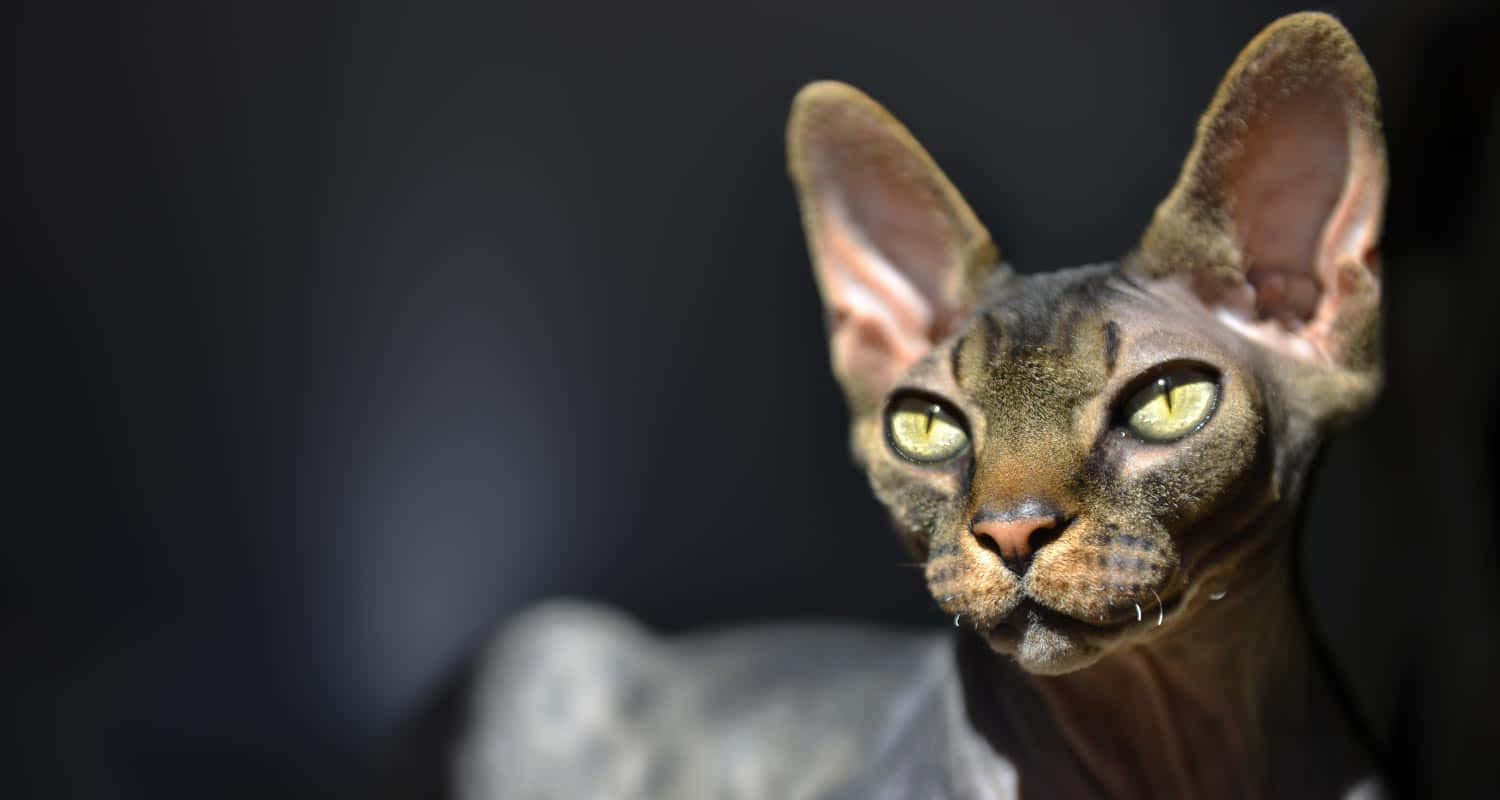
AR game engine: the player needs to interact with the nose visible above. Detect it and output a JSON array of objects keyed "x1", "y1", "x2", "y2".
[{"x1": 971, "y1": 503, "x2": 1066, "y2": 572}]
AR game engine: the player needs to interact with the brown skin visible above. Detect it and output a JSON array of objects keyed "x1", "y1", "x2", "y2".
[{"x1": 789, "y1": 12, "x2": 1385, "y2": 797}]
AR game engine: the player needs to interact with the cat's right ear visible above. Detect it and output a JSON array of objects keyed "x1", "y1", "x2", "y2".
[
  {"x1": 787, "y1": 82, "x2": 1001, "y2": 414},
  {"x1": 1133, "y1": 14, "x2": 1386, "y2": 376}
]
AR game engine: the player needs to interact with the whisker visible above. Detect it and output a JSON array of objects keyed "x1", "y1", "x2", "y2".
[
  {"x1": 1150, "y1": 588, "x2": 1164, "y2": 626},
  {"x1": 1135, "y1": 603, "x2": 1142, "y2": 622}
]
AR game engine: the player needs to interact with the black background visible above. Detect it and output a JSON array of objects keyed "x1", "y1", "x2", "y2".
[{"x1": 11, "y1": 1, "x2": 1500, "y2": 797}]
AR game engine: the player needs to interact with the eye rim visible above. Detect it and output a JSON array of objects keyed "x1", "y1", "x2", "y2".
[
  {"x1": 1111, "y1": 362, "x2": 1221, "y2": 444},
  {"x1": 883, "y1": 391, "x2": 972, "y2": 465}
]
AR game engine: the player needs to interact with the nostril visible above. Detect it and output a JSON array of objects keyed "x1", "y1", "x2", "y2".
[
  {"x1": 971, "y1": 529, "x2": 1004, "y2": 559},
  {"x1": 1027, "y1": 516, "x2": 1069, "y2": 554}
]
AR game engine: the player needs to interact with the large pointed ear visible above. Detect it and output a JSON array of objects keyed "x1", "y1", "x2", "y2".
[
  {"x1": 1133, "y1": 13, "x2": 1387, "y2": 373},
  {"x1": 787, "y1": 81, "x2": 1002, "y2": 414}
]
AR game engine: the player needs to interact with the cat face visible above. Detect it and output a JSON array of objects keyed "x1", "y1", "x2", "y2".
[
  {"x1": 787, "y1": 13, "x2": 1385, "y2": 674},
  {"x1": 864, "y1": 268, "x2": 1281, "y2": 673}
]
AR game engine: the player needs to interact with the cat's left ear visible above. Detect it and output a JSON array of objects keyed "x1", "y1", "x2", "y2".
[
  {"x1": 788, "y1": 81, "x2": 1003, "y2": 414},
  {"x1": 1133, "y1": 13, "x2": 1386, "y2": 373}
]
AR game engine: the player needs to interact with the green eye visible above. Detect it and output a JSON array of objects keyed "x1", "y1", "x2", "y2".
[
  {"x1": 886, "y1": 396, "x2": 969, "y2": 463},
  {"x1": 1122, "y1": 367, "x2": 1218, "y2": 443}
]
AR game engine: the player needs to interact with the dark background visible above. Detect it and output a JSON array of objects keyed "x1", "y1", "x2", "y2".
[{"x1": 10, "y1": 1, "x2": 1499, "y2": 797}]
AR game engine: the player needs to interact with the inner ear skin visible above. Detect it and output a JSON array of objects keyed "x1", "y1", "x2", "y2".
[{"x1": 1229, "y1": 89, "x2": 1348, "y2": 324}]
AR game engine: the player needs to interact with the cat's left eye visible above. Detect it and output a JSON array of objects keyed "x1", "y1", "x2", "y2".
[
  {"x1": 1120, "y1": 367, "x2": 1219, "y2": 443},
  {"x1": 886, "y1": 396, "x2": 969, "y2": 463}
]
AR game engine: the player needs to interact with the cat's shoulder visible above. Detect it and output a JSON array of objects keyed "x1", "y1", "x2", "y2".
[{"x1": 444, "y1": 600, "x2": 974, "y2": 799}]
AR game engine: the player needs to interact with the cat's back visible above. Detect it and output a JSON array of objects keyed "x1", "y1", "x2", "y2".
[{"x1": 442, "y1": 601, "x2": 1016, "y2": 800}]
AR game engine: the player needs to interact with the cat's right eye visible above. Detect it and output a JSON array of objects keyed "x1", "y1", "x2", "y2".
[{"x1": 886, "y1": 395, "x2": 969, "y2": 463}]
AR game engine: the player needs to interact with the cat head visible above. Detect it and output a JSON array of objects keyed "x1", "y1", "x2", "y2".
[{"x1": 786, "y1": 13, "x2": 1385, "y2": 674}]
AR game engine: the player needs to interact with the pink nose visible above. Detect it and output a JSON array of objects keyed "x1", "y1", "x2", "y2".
[{"x1": 971, "y1": 515, "x2": 1058, "y2": 563}]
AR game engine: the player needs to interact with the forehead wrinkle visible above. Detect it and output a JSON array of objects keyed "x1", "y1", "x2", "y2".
[
  {"x1": 1104, "y1": 320, "x2": 1121, "y2": 375},
  {"x1": 948, "y1": 327, "x2": 968, "y2": 387},
  {"x1": 954, "y1": 314, "x2": 999, "y2": 395},
  {"x1": 979, "y1": 317, "x2": 1111, "y2": 440},
  {"x1": 963, "y1": 268, "x2": 1126, "y2": 436}
]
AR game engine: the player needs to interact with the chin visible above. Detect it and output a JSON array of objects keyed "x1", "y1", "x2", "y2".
[{"x1": 979, "y1": 601, "x2": 1112, "y2": 675}]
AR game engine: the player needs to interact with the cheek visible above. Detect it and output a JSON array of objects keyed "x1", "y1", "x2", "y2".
[
  {"x1": 1159, "y1": 407, "x2": 1264, "y2": 526},
  {"x1": 854, "y1": 415, "x2": 966, "y2": 546},
  {"x1": 1027, "y1": 517, "x2": 1178, "y2": 619},
  {"x1": 1094, "y1": 375, "x2": 1264, "y2": 528}
]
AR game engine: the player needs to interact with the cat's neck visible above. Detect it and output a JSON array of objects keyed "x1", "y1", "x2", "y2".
[{"x1": 957, "y1": 532, "x2": 1375, "y2": 798}]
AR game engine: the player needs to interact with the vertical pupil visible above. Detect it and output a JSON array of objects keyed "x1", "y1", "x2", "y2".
[{"x1": 925, "y1": 405, "x2": 939, "y2": 434}]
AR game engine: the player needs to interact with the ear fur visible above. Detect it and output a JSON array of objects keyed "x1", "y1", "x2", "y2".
[
  {"x1": 1133, "y1": 13, "x2": 1387, "y2": 373},
  {"x1": 787, "y1": 81, "x2": 1001, "y2": 413}
]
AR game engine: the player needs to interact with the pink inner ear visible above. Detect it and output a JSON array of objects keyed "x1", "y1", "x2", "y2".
[
  {"x1": 817, "y1": 198, "x2": 936, "y2": 399},
  {"x1": 838, "y1": 161, "x2": 958, "y2": 311},
  {"x1": 1230, "y1": 92, "x2": 1347, "y2": 330},
  {"x1": 1301, "y1": 137, "x2": 1384, "y2": 358},
  {"x1": 1199, "y1": 88, "x2": 1382, "y2": 364}
]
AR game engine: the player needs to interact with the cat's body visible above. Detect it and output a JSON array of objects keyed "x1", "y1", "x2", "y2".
[
  {"x1": 453, "y1": 605, "x2": 979, "y2": 798},
  {"x1": 404, "y1": 13, "x2": 1390, "y2": 799}
]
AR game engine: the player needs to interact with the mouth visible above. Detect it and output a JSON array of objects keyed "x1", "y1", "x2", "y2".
[
  {"x1": 988, "y1": 598, "x2": 1119, "y2": 641},
  {"x1": 976, "y1": 591, "x2": 1186, "y2": 672},
  {"x1": 1023, "y1": 588, "x2": 1186, "y2": 631}
]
